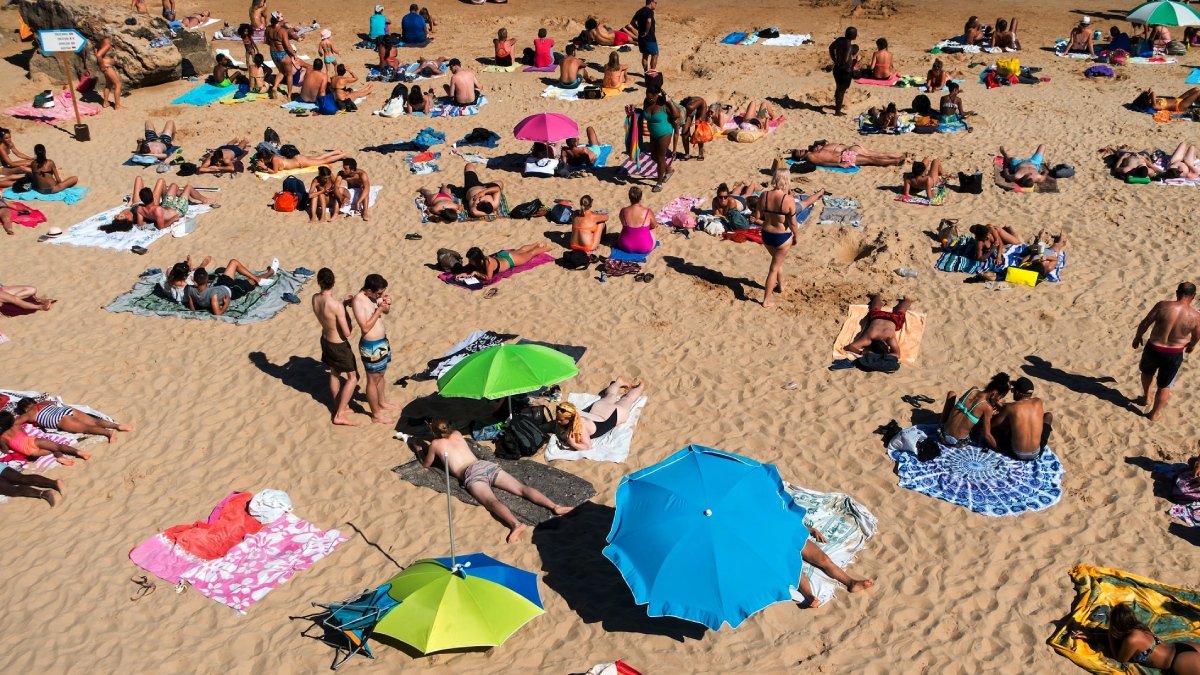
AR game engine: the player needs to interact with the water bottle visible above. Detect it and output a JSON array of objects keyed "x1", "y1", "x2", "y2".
[
  {"x1": 599, "y1": 270, "x2": 607, "y2": 283},
  {"x1": 895, "y1": 267, "x2": 918, "y2": 278}
]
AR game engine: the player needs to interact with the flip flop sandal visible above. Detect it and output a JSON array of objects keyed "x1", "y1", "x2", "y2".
[
  {"x1": 404, "y1": 232, "x2": 422, "y2": 240},
  {"x1": 633, "y1": 273, "x2": 646, "y2": 282},
  {"x1": 641, "y1": 273, "x2": 655, "y2": 283},
  {"x1": 483, "y1": 288, "x2": 499, "y2": 299},
  {"x1": 130, "y1": 574, "x2": 157, "y2": 601},
  {"x1": 281, "y1": 292, "x2": 301, "y2": 304},
  {"x1": 651, "y1": 183, "x2": 664, "y2": 193}
]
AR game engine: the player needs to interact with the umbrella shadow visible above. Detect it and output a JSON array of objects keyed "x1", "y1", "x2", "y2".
[
  {"x1": 531, "y1": 502, "x2": 708, "y2": 641},
  {"x1": 1020, "y1": 355, "x2": 1140, "y2": 414},
  {"x1": 1124, "y1": 456, "x2": 1182, "y2": 501},
  {"x1": 397, "y1": 391, "x2": 506, "y2": 433},
  {"x1": 662, "y1": 255, "x2": 762, "y2": 302}
]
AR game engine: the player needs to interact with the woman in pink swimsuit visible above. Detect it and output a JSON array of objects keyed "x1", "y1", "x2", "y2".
[{"x1": 616, "y1": 186, "x2": 657, "y2": 254}]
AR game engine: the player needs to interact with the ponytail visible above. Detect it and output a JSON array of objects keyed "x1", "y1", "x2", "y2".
[{"x1": 576, "y1": 194, "x2": 593, "y2": 216}]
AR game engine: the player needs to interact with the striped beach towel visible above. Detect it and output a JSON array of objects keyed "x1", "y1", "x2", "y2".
[{"x1": 619, "y1": 152, "x2": 673, "y2": 178}]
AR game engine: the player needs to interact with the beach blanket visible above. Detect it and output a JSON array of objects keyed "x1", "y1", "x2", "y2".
[
  {"x1": 1189, "y1": 68, "x2": 1200, "y2": 86},
  {"x1": 127, "y1": 145, "x2": 180, "y2": 166},
  {"x1": 858, "y1": 112, "x2": 915, "y2": 135},
  {"x1": 619, "y1": 152, "x2": 674, "y2": 178},
  {"x1": 784, "y1": 484, "x2": 877, "y2": 607},
  {"x1": 930, "y1": 38, "x2": 1000, "y2": 55},
  {"x1": 367, "y1": 61, "x2": 449, "y2": 82},
  {"x1": 608, "y1": 241, "x2": 660, "y2": 263},
  {"x1": 817, "y1": 196, "x2": 863, "y2": 228},
  {"x1": 886, "y1": 424, "x2": 1063, "y2": 516},
  {"x1": 279, "y1": 101, "x2": 319, "y2": 112},
  {"x1": 934, "y1": 237, "x2": 1068, "y2": 282},
  {"x1": 414, "y1": 191, "x2": 510, "y2": 222},
  {"x1": 936, "y1": 117, "x2": 969, "y2": 133},
  {"x1": 721, "y1": 115, "x2": 786, "y2": 135},
  {"x1": 430, "y1": 95, "x2": 487, "y2": 117},
  {"x1": 1128, "y1": 56, "x2": 1178, "y2": 65},
  {"x1": 832, "y1": 305, "x2": 927, "y2": 367},
  {"x1": 993, "y1": 156, "x2": 1061, "y2": 193},
  {"x1": 762, "y1": 33, "x2": 812, "y2": 47},
  {"x1": 129, "y1": 492, "x2": 345, "y2": 613},
  {"x1": 544, "y1": 393, "x2": 648, "y2": 463},
  {"x1": 894, "y1": 183, "x2": 947, "y2": 206},
  {"x1": 719, "y1": 32, "x2": 760, "y2": 46},
  {"x1": 1169, "y1": 501, "x2": 1200, "y2": 526},
  {"x1": 1054, "y1": 40, "x2": 1097, "y2": 59},
  {"x1": 338, "y1": 186, "x2": 381, "y2": 217},
  {"x1": 106, "y1": 267, "x2": 311, "y2": 324},
  {"x1": 0, "y1": 389, "x2": 114, "y2": 479},
  {"x1": 816, "y1": 164, "x2": 860, "y2": 174},
  {"x1": 1159, "y1": 177, "x2": 1200, "y2": 187},
  {"x1": 48, "y1": 204, "x2": 211, "y2": 252},
  {"x1": 171, "y1": 83, "x2": 234, "y2": 106},
  {"x1": 4, "y1": 92, "x2": 100, "y2": 121},
  {"x1": 393, "y1": 437, "x2": 595, "y2": 525},
  {"x1": 5, "y1": 202, "x2": 44, "y2": 228},
  {"x1": 183, "y1": 17, "x2": 220, "y2": 31},
  {"x1": 655, "y1": 195, "x2": 703, "y2": 224},
  {"x1": 438, "y1": 252, "x2": 553, "y2": 289},
  {"x1": 1048, "y1": 564, "x2": 1200, "y2": 674},
  {"x1": 541, "y1": 85, "x2": 583, "y2": 102},
  {"x1": 416, "y1": 329, "x2": 518, "y2": 380},
  {"x1": 3, "y1": 186, "x2": 89, "y2": 205},
  {"x1": 523, "y1": 65, "x2": 558, "y2": 73},
  {"x1": 855, "y1": 73, "x2": 901, "y2": 86}
]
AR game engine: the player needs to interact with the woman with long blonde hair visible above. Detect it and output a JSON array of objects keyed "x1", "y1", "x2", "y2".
[{"x1": 554, "y1": 378, "x2": 645, "y2": 451}]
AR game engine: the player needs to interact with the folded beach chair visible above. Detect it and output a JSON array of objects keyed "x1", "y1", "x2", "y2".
[{"x1": 310, "y1": 583, "x2": 399, "y2": 669}]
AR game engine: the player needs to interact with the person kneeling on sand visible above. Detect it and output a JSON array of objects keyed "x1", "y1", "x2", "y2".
[
  {"x1": 796, "y1": 525, "x2": 874, "y2": 608},
  {"x1": 410, "y1": 419, "x2": 573, "y2": 543},
  {"x1": 0, "y1": 411, "x2": 90, "y2": 467},
  {"x1": 14, "y1": 398, "x2": 133, "y2": 444},
  {"x1": 843, "y1": 294, "x2": 913, "y2": 363},
  {"x1": 939, "y1": 372, "x2": 1010, "y2": 447},
  {"x1": 990, "y1": 376, "x2": 1052, "y2": 461},
  {"x1": 554, "y1": 378, "x2": 645, "y2": 450}
]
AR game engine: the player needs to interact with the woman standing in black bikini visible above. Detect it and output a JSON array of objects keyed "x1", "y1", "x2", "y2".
[
  {"x1": 1107, "y1": 604, "x2": 1200, "y2": 674},
  {"x1": 756, "y1": 169, "x2": 822, "y2": 309},
  {"x1": 554, "y1": 378, "x2": 646, "y2": 451}
]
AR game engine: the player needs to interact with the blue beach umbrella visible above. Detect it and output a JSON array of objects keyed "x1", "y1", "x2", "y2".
[{"x1": 602, "y1": 445, "x2": 811, "y2": 631}]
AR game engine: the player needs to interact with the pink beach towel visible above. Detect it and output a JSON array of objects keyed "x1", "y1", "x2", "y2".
[
  {"x1": 8, "y1": 202, "x2": 46, "y2": 228},
  {"x1": 655, "y1": 195, "x2": 704, "y2": 224},
  {"x1": 439, "y1": 252, "x2": 554, "y2": 289},
  {"x1": 4, "y1": 92, "x2": 100, "y2": 121},
  {"x1": 523, "y1": 65, "x2": 558, "y2": 72},
  {"x1": 855, "y1": 73, "x2": 902, "y2": 86},
  {"x1": 722, "y1": 114, "x2": 787, "y2": 133}
]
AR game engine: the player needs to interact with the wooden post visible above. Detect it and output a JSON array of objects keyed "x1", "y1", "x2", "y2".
[{"x1": 58, "y1": 52, "x2": 81, "y2": 127}]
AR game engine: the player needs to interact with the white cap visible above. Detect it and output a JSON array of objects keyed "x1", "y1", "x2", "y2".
[
  {"x1": 375, "y1": 5, "x2": 384, "y2": 12},
  {"x1": 1081, "y1": 16, "x2": 1091, "y2": 25},
  {"x1": 270, "y1": 10, "x2": 282, "y2": 20}
]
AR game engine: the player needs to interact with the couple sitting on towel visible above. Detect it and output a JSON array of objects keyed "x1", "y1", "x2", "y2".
[
  {"x1": 948, "y1": 223, "x2": 1068, "y2": 279},
  {"x1": 938, "y1": 372, "x2": 1053, "y2": 461}
]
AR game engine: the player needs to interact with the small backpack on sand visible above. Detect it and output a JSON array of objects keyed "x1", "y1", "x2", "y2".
[{"x1": 494, "y1": 415, "x2": 548, "y2": 460}]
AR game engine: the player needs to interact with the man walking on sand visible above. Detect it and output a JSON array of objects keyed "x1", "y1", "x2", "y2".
[
  {"x1": 1132, "y1": 282, "x2": 1200, "y2": 421},
  {"x1": 829, "y1": 26, "x2": 857, "y2": 116},
  {"x1": 352, "y1": 273, "x2": 399, "y2": 424},
  {"x1": 410, "y1": 419, "x2": 573, "y2": 543},
  {"x1": 312, "y1": 268, "x2": 359, "y2": 426}
]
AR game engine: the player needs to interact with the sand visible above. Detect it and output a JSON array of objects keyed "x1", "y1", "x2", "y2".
[{"x1": 2, "y1": 0, "x2": 1200, "y2": 671}]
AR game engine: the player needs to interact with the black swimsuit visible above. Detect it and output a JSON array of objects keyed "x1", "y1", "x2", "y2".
[{"x1": 590, "y1": 410, "x2": 618, "y2": 439}]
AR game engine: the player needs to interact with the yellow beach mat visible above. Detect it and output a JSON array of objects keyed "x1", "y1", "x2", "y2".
[
  {"x1": 832, "y1": 304, "x2": 926, "y2": 367},
  {"x1": 1048, "y1": 563, "x2": 1200, "y2": 674},
  {"x1": 219, "y1": 93, "x2": 270, "y2": 105},
  {"x1": 253, "y1": 165, "x2": 322, "y2": 181}
]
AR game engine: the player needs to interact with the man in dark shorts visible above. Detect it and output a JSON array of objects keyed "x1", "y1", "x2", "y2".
[
  {"x1": 991, "y1": 377, "x2": 1052, "y2": 461},
  {"x1": 829, "y1": 27, "x2": 857, "y2": 116},
  {"x1": 631, "y1": 0, "x2": 658, "y2": 74},
  {"x1": 312, "y1": 267, "x2": 359, "y2": 426},
  {"x1": 184, "y1": 260, "x2": 278, "y2": 316},
  {"x1": 843, "y1": 294, "x2": 913, "y2": 363},
  {"x1": 1133, "y1": 281, "x2": 1200, "y2": 421},
  {"x1": 462, "y1": 162, "x2": 503, "y2": 218}
]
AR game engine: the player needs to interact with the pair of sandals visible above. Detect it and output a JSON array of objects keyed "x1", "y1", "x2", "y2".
[
  {"x1": 404, "y1": 232, "x2": 422, "y2": 240},
  {"x1": 901, "y1": 393, "x2": 936, "y2": 408},
  {"x1": 651, "y1": 171, "x2": 675, "y2": 193},
  {"x1": 632, "y1": 272, "x2": 655, "y2": 283},
  {"x1": 130, "y1": 574, "x2": 156, "y2": 601}
]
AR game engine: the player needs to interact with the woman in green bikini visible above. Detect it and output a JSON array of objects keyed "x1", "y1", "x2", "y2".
[
  {"x1": 939, "y1": 372, "x2": 1010, "y2": 447},
  {"x1": 459, "y1": 243, "x2": 552, "y2": 282}
]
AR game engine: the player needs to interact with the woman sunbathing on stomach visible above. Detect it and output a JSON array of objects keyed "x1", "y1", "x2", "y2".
[
  {"x1": 553, "y1": 378, "x2": 646, "y2": 451},
  {"x1": 417, "y1": 185, "x2": 461, "y2": 222},
  {"x1": 263, "y1": 148, "x2": 349, "y2": 173},
  {"x1": 458, "y1": 243, "x2": 551, "y2": 282},
  {"x1": 0, "y1": 411, "x2": 90, "y2": 466},
  {"x1": 902, "y1": 157, "x2": 942, "y2": 200},
  {"x1": 197, "y1": 138, "x2": 251, "y2": 174}
]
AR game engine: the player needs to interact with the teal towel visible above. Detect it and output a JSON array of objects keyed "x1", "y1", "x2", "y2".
[
  {"x1": 4, "y1": 186, "x2": 89, "y2": 205},
  {"x1": 171, "y1": 83, "x2": 234, "y2": 106}
]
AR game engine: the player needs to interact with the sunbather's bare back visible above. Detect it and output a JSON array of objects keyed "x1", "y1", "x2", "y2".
[{"x1": 1147, "y1": 300, "x2": 1200, "y2": 348}]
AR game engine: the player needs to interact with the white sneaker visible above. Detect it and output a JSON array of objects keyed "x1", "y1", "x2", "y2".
[
  {"x1": 258, "y1": 277, "x2": 275, "y2": 287},
  {"x1": 270, "y1": 257, "x2": 280, "y2": 273}
]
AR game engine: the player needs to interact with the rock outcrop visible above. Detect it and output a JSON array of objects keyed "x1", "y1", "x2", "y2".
[{"x1": 18, "y1": 0, "x2": 214, "y2": 88}]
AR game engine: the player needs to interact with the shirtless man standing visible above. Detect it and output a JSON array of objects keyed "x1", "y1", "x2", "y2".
[
  {"x1": 843, "y1": 294, "x2": 914, "y2": 362},
  {"x1": 299, "y1": 58, "x2": 329, "y2": 103},
  {"x1": 337, "y1": 158, "x2": 371, "y2": 221},
  {"x1": 265, "y1": 14, "x2": 297, "y2": 100},
  {"x1": 1133, "y1": 282, "x2": 1200, "y2": 421},
  {"x1": 829, "y1": 27, "x2": 858, "y2": 116},
  {"x1": 991, "y1": 377, "x2": 1052, "y2": 460},
  {"x1": 443, "y1": 59, "x2": 482, "y2": 105},
  {"x1": 312, "y1": 268, "x2": 359, "y2": 426},
  {"x1": 411, "y1": 419, "x2": 573, "y2": 543},
  {"x1": 351, "y1": 274, "x2": 398, "y2": 424}
]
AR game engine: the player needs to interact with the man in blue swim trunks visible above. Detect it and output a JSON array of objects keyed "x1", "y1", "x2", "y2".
[
  {"x1": 557, "y1": 45, "x2": 590, "y2": 88},
  {"x1": 351, "y1": 273, "x2": 397, "y2": 424},
  {"x1": 631, "y1": 0, "x2": 658, "y2": 73},
  {"x1": 999, "y1": 144, "x2": 1049, "y2": 188}
]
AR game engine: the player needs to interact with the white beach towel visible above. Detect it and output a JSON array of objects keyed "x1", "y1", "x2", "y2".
[
  {"x1": 762, "y1": 33, "x2": 812, "y2": 47},
  {"x1": 784, "y1": 483, "x2": 877, "y2": 606},
  {"x1": 216, "y1": 48, "x2": 312, "y2": 70},
  {"x1": 541, "y1": 85, "x2": 583, "y2": 102},
  {"x1": 186, "y1": 17, "x2": 221, "y2": 31},
  {"x1": 339, "y1": 185, "x2": 382, "y2": 216},
  {"x1": 544, "y1": 393, "x2": 647, "y2": 463},
  {"x1": 48, "y1": 205, "x2": 211, "y2": 251}
]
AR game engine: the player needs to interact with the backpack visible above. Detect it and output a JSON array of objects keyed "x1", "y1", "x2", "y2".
[
  {"x1": 494, "y1": 415, "x2": 547, "y2": 460},
  {"x1": 547, "y1": 202, "x2": 574, "y2": 224},
  {"x1": 560, "y1": 249, "x2": 591, "y2": 270},
  {"x1": 436, "y1": 248, "x2": 463, "y2": 272},
  {"x1": 958, "y1": 171, "x2": 983, "y2": 194},
  {"x1": 855, "y1": 353, "x2": 901, "y2": 374},
  {"x1": 911, "y1": 94, "x2": 932, "y2": 116},
  {"x1": 1050, "y1": 164, "x2": 1075, "y2": 179},
  {"x1": 726, "y1": 209, "x2": 751, "y2": 230},
  {"x1": 509, "y1": 198, "x2": 545, "y2": 219}
]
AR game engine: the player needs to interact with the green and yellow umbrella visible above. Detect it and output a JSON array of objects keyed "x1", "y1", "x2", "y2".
[{"x1": 437, "y1": 344, "x2": 578, "y2": 400}]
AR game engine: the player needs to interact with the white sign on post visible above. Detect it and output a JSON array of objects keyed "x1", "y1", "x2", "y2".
[{"x1": 38, "y1": 29, "x2": 88, "y2": 55}]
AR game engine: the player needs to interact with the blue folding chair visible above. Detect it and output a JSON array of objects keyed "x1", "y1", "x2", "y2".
[{"x1": 311, "y1": 583, "x2": 399, "y2": 669}]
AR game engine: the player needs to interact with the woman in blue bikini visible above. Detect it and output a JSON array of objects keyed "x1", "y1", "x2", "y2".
[{"x1": 756, "y1": 169, "x2": 822, "y2": 308}]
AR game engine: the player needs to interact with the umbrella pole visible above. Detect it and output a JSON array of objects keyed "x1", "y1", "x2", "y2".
[
  {"x1": 444, "y1": 452, "x2": 455, "y2": 567},
  {"x1": 508, "y1": 396, "x2": 513, "y2": 421}
]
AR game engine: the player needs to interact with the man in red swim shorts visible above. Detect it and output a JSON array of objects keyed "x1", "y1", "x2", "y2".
[
  {"x1": 843, "y1": 294, "x2": 915, "y2": 362},
  {"x1": 1133, "y1": 281, "x2": 1200, "y2": 421}
]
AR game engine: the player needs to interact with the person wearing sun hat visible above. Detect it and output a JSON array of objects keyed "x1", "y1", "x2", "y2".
[
  {"x1": 318, "y1": 28, "x2": 339, "y2": 66},
  {"x1": 991, "y1": 376, "x2": 1053, "y2": 461},
  {"x1": 369, "y1": 5, "x2": 390, "y2": 46},
  {"x1": 1065, "y1": 15, "x2": 1093, "y2": 54}
]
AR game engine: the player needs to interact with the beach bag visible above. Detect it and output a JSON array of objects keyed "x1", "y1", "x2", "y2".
[
  {"x1": 1084, "y1": 65, "x2": 1114, "y2": 78},
  {"x1": 436, "y1": 248, "x2": 462, "y2": 272},
  {"x1": 273, "y1": 190, "x2": 299, "y2": 212},
  {"x1": 76, "y1": 69, "x2": 96, "y2": 93},
  {"x1": 911, "y1": 94, "x2": 932, "y2": 116},
  {"x1": 996, "y1": 57, "x2": 1020, "y2": 77},
  {"x1": 758, "y1": 27, "x2": 780, "y2": 39},
  {"x1": 580, "y1": 86, "x2": 603, "y2": 100},
  {"x1": 726, "y1": 209, "x2": 751, "y2": 230},
  {"x1": 1050, "y1": 164, "x2": 1075, "y2": 179},
  {"x1": 855, "y1": 352, "x2": 900, "y2": 373},
  {"x1": 690, "y1": 119, "x2": 714, "y2": 144},
  {"x1": 509, "y1": 198, "x2": 544, "y2": 219},
  {"x1": 560, "y1": 249, "x2": 591, "y2": 270},
  {"x1": 316, "y1": 93, "x2": 339, "y2": 115},
  {"x1": 547, "y1": 203, "x2": 574, "y2": 224},
  {"x1": 1167, "y1": 40, "x2": 1187, "y2": 56},
  {"x1": 958, "y1": 171, "x2": 983, "y2": 194},
  {"x1": 494, "y1": 415, "x2": 547, "y2": 460},
  {"x1": 1108, "y1": 49, "x2": 1128, "y2": 65},
  {"x1": 671, "y1": 211, "x2": 696, "y2": 229},
  {"x1": 7, "y1": 202, "x2": 45, "y2": 228}
]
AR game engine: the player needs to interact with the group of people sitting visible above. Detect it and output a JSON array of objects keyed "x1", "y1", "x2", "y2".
[
  {"x1": 960, "y1": 15, "x2": 1020, "y2": 50},
  {"x1": 947, "y1": 223, "x2": 1069, "y2": 278},
  {"x1": 0, "y1": 129, "x2": 78, "y2": 196},
  {"x1": 566, "y1": 186, "x2": 660, "y2": 256}
]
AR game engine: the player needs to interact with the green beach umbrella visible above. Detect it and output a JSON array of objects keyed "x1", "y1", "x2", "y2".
[
  {"x1": 436, "y1": 344, "x2": 578, "y2": 400},
  {"x1": 1127, "y1": 0, "x2": 1200, "y2": 26}
]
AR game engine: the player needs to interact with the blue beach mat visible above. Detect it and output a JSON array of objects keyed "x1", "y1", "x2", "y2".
[
  {"x1": 1188, "y1": 68, "x2": 1200, "y2": 85},
  {"x1": 3, "y1": 186, "x2": 89, "y2": 205},
  {"x1": 608, "y1": 241, "x2": 660, "y2": 263},
  {"x1": 171, "y1": 84, "x2": 234, "y2": 106}
]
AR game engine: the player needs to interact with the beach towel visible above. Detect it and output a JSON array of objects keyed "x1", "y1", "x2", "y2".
[
  {"x1": 339, "y1": 186, "x2": 381, "y2": 216},
  {"x1": 414, "y1": 191, "x2": 510, "y2": 222},
  {"x1": 3, "y1": 186, "x2": 89, "y2": 205},
  {"x1": 544, "y1": 393, "x2": 648, "y2": 463},
  {"x1": 49, "y1": 204, "x2": 211, "y2": 252},
  {"x1": 418, "y1": 330, "x2": 518, "y2": 380},
  {"x1": 184, "y1": 17, "x2": 221, "y2": 31},
  {"x1": 608, "y1": 241, "x2": 660, "y2": 263},
  {"x1": 127, "y1": 145, "x2": 180, "y2": 166},
  {"x1": 619, "y1": 152, "x2": 673, "y2": 178},
  {"x1": 1127, "y1": 56, "x2": 1178, "y2": 65},
  {"x1": 1048, "y1": 564, "x2": 1200, "y2": 674},
  {"x1": 762, "y1": 33, "x2": 812, "y2": 47},
  {"x1": 523, "y1": 64, "x2": 558, "y2": 73},
  {"x1": 367, "y1": 61, "x2": 449, "y2": 82},
  {"x1": 930, "y1": 39, "x2": 1000, "y2": 55},
  {"x1": 655, "y1": 195, "x2": 703, "y2": 224},
  {"x1": 936, "y1": 117, "x2": 969, "y2": 133},
  {"x1": 816, "y1": 164, "x2": 860, "y2": 174},
  {"x1": 718, "y1": 32, "x2": 759, "y2": 46},
  {"x1": 784, "y1": 484, "x2": 876, "y2": 607},
  {"x1": 279, "y1": 101, "x2": 319, "y2": 111},
  {"x1": 1188, "y1": 68, "x2": 1200, "y2": 86},
  {"x1": 1159, "y1": 177, "x2": 1200, "y2": 187},
  {"x1": 855, "y1": 73, "x2": 902, "y2": 86},
  {"x1": 253, "y1": 165, "x2": 322, "y2": 181},
  {"x1": 832, "y1": 305, "x2": 927, "y2": 366},
  {"x1": 438, "y1": 252, "x2": 553, "y2": 289},
  {"x1": 171, "y1": 83, "x2": 235, "y2": 106},
  {"x1": 541, "y1": 85, "x2": 583, "y2": 102},
  {"x1": 393, "y1": 436, "x2": 595, "y2": 525},
  {"x1": 721, "y1": 115, "x2": 786, "y2": 135},
  {"x1": 406, "y1": 151, "x2": 441, "y2": 173},
  {"x1": 0, "y1": 389, "x2": 115, "y2": 472},
  {"x1": 858, "y1": 112, "x2": 915, "y2": 135},
  {"x1": 886, "y1": 424, "x2": 1063, "y2": 516},
  {"x1": 1054, "y1": 40, "x2": 1097, "y2": 59},
  {"x1": 483, "y1": 63, "x2": 518, "y2": 73},
  {"x1": 817, "y1": 196, "x2": 863, "y2": 228},
  {"x1": 3, "y1": 92, "x2": 100, "y2": 121},
  {"x1": 6, "y1": 202, "x2": 44, "y2": 228},
  {"x1": 105, "y1": 267, "x2": 311, "y2": 324},
  {"x1": 430, "y1": 95, "x2": 487, "y2": 117},
  {"x1": 895, "y1": 183, "x2": 947, "y2": 206},
  {"x1": 934, "y1": 236, "x2": 1068, "y2": 282}
]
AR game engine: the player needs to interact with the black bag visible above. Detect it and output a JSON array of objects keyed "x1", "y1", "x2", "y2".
[
  {"x1": 279, "y1": 144, "x2": 300, "y2": 159},
  {"x1": 854, "y1": 353, "x2": 901, "y2": 373},
  {"x1": 1050, "y1": 164, "x2": 1075, "y2": 179},
  {"x1": 509, "y1": 198, "x2": 544, "y2": 219},
  {"x1": 281, "y1": 175, "x2": 309, "y2": 209},
  {"x1": 579, "y1": 86, "x2": 603, "y2": 100},
  {"x1": 758, "y1": 27, "x2": 780, "y2": 39},
  {"x1": 911, "y1": 94, "x2": 932, "y2": 116},
  {"x1": 340, "y1": 98, "x2": 358, "y2": 113},
  {"x1": 547, "y1": 203, "x2": 574, "y2": 224},
  {"x1": 560, "y1": 249, "x2": 591, "y2": 270},
  {"x1": 494, "y1": 415, "x2": 547, "y2": 460},
  {"x1": 436, "y1": 248, "x2": 463, "y2": 272},
  {"x1": 958, "y1": 170, "x2": 983, "y2": 194}
]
